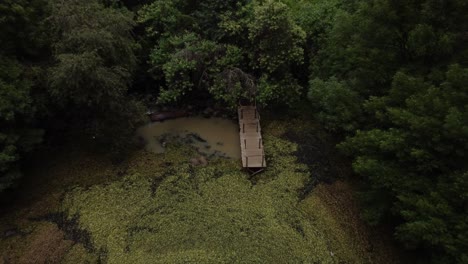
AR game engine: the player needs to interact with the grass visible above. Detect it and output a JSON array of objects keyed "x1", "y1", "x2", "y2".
[{"x1": 0, "y1": 118, "x2": 403, "y2": 263}]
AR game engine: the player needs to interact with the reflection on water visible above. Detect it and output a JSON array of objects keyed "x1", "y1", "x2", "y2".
[{"x1": 137, "y1": 117, "x2": 241, "y2": 159}]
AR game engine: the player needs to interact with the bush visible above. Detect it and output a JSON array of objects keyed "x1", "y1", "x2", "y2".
[{"x1": 308, "y1": 77, "x2": 362, "y2": 132}]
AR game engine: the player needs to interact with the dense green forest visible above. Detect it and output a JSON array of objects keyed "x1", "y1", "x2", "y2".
[{"x1": 1, "y1": 0, "x2": 467, "y2": 263}]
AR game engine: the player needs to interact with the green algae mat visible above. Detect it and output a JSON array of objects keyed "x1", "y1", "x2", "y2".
[{"x1": 0, "y1": 120, "x2": 402, "y2": 263}]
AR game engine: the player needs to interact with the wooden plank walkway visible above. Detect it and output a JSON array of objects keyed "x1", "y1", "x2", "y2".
[{"x1": 238, "y1": 106, "x2": 266, "y2": 168}]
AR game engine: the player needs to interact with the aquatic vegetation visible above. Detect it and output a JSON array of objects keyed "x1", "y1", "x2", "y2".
[
  {"x1": 62, "y1": 144, "x2": 319, "y2": 262},
  {"x1": 58, "y1": 122, "x2": 397, "y2": 263},
  {"x1": 0, "y1": 119, "x2": 401, "y2": 263}
]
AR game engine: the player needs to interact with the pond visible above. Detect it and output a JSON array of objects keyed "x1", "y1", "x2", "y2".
[{"x1": 137, "y1": 117, "x2": 241, "y2": 159}]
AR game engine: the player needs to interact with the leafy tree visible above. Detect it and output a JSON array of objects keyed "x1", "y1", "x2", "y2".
[
  {"x1": 48, "y1": 0, "x2": 136, "y2": 104},
  {"x1": 308, "y1": 77, "x2": 362, "y2": 132},
  {"x1": 0, "y1": 0, "x2": 49, "y2": 58},
  {"x1": 139, "y1": 0, "x2": 249, "y2": 41},
  {"x1": 246, "y1": 0, "x2": 306, "y2": 106},
  {"x1": 339, "y1": 66, "x2": 468, "y2": 262},
  {"x1": 47, "y1": 0, "x2": 143, "y2": 155},
  {"x1": 140, "y1": 0, "x2": 306, "y2": 107},
  {"x1": 138, "y1": 0, "x2": 193, "y2": 39},
  {"x1": 305, "y1": 0, "x2": 468, "y2": 262},
  {"x1": 147, "y1": 33, "x2": 222, "y2": 104},
  {"x1": 138, "y1": 0, "x2": 252, "y2": 106},
  {"x1": 0, "y1": 0, "x2": 47, "y2": 192},
  {"x1": 256, "y1": 74, "x2": 302, "y2": 106},
  {"x1": 247, "y1": 0, "x2": 306, "y2": 75},
  {"x1": 192, "y1": 0, "x2": 250, "y2": 40},
  {"x1": 0, "y1": 59, "x2": 43, "y2": 192},
  {"x1": 310, "y1": 0, "x2": 467, "y2": 97}
]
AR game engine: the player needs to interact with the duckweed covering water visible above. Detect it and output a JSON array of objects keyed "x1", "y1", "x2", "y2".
[
  {"x1": 0, "y1": 119, "x2": 401, "y2": 263},
  {"x1": 62, "y1": 139, "x2": 324, "y2": 263}
]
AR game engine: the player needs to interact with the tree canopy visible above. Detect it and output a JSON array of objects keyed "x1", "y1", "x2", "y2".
[
  {"x1": 139, "y1": 0, "x2": 305, "y2": 106},
  {"x1": 305, "y1": 0, "x2": 468, "y2": 262},
  {"x1": 0, "y1": 0, "x2": 467, "y2": 262},
  {"x1": 0, "y1": 0, "x2": 46, "y2": 191}
]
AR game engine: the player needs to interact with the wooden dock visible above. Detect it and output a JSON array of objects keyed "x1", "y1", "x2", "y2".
[{"x1": 238, "y1": 105, "x2": 266, "y2": 169}]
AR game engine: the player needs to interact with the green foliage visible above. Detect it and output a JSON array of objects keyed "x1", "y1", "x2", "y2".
[
  {"x1": 0, "y1": 0, "x2": 46, "y2": 192},
  {"x1": 49, "y1": 52, "x2": 130, "y2": 106},
  {"x1": 148, "y1": 33, "x2": 221, "y2": 104},
  {"x1": 395, "y1": 171, "x2": 468, "y2": 263},
  {"x1": 257, "y1": 74, "x2": 302, "y2": 107},
  {"x1": 0, "y1": 60, "x2": 30, "y2": 178},
  {"x1": 0, "y1": 0, "x2": 48, "y2": 57},
  {"x1": 139, "y1": 0, "x2": 250, "y2": 105},
  {"x1": 1, "y1": 0, "x2": 466, "y2": 262},
  {"x1": 0, "y1": 59, "x2": 32, "y2": 122},
  {"x1": 138, "y1": 0, "x2": 248, "y2": 40},
  {"x1": 192, "y1": 0, "x2": 250, "y2": 40},
  {"x1": 287, "y1": 0, "x2": 341, "y2": 41},
  {"x1": 308, "y1": 78, "x2": 362, "y2": 132},
  {"x1": 48, "y1": 0, "x2": 136, "y2": 107},
  {"x1": 139, "y1": 0, "x2": 305, "y2": 107},
  {"x1": 248, "y1": 0, "x2": 306, "y2": 74},
  {"x1": 47, "y1": 0, "x2": 143, "y2": 155},
  {"x1": 210, "y1": 66, "x2": 256, "y2": 108},
  {"x1": 305, "y1": 0, "x2": 468, "y2": 262},
  {"x1": 244, "y1": 0, "x2": 307, "y2": 106},
  {"x1": 339, "y1": 67, "x2": 468, "y2": 262},
  {"x1": 0, "y1": 59, "x2": 43, "y2": 191},
  {"x1": 137, "y1": 0, "x2": 192, "y2": 39}
]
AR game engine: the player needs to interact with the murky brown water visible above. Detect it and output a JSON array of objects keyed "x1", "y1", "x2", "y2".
[{"x1": 137, "y1": 117, "x2": 241, "y2": 159}]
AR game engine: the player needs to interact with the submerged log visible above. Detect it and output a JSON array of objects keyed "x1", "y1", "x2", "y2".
[{"x1": 149, "y1": 111, "x2": 189, "y2": 122}]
